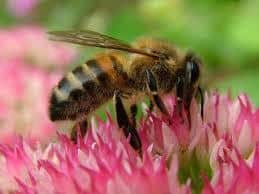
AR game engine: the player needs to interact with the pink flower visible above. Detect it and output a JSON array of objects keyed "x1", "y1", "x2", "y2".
[
  {"x1": 7, "y1": 0, "x2": 39, "y2": 17},
  {"x1": 0, "y1": 26, "x2": 77, "y2": 69},
  {"x1": 0, "y1": 92, "x2": 258, "y2": 193},
  {"x1": 0, "y1": 26, "x2": 77, "y2": 145},
  {"x1": 202, "y1": 93, "x2": 259, "y2": 156},
  {"x1": 0, "y1": 128, "x2": 191, "y2": 194},
  {"x1": 202, "y1": 140, "x2": 259, "y2": 194},
  {"x1": 140, "y1": 92, "x2": 259, "y2": 160},
  {"x1": 0, "y1": 59, "x2": 60, "y2": 144}
]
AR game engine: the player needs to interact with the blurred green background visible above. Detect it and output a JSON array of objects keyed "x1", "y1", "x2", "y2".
[{"x1": 1, "y1": 0, "x2": 259, "y2": 105}]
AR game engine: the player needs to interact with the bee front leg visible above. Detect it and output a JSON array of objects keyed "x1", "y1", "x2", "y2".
[
  {"x1": 115, "y1": 92, "x2": 142, "y2": 154},
  {"x1": 130, "y1": 104, "x2": 137, "y2": 128},
  {"x1": 198, "y1": 86, "x2": 204, "y2": 119},
  {"x1": 145, "y1": 70, "x2": 170, "y2": 117},
  {"x1": 176, "y1": 76, "x2": 184, "y2": 115}
]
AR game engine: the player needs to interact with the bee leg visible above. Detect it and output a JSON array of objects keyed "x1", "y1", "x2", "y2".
[
  {"x1": 115, "y1": 93, "x2": 142, "y2": 154},
  {"x1": 198, "y1": 86, "x2": 204, "y2": 119},
  {"x1": 176, "y1": 76, "x2": 184, "y2": 115},
  {"x1": 149, "y1": 101, "x2": 154, "y2": 111},
  {"x1": 176, "y1": 75, "x2": 192, "y2": 125},
  {"x1": 130, "y1": 104, "x2": 137, "y2": 128},
  {"x1": 71, "y1": 119, "x2": 88, "y2": 143},
  {"x1": 145, "y1": 70, "x2": 170, "y2": 117}
]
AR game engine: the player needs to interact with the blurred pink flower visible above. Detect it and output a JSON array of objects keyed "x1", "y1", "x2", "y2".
[
  {"x1": 0, "y1": 26, "x2": 77, "y2": 144},
  {"x1": 7, "y1": 0, "x2": 39, "y2": 17},
  {"x1": 0, "y1": 26, "x2": 77, "y2": 69},
  {"x1": 0, "y1": 59, "x2": 61, "y2": 144}
]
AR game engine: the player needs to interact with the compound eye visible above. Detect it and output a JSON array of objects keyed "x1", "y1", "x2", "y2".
[{"x1": 186, "y1": 60, "x2": 200, "y2": 83}]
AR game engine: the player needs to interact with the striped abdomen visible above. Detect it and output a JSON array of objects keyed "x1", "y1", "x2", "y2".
[{"x1": 49, "y1": 54, "x2": 128, "y2": 121}]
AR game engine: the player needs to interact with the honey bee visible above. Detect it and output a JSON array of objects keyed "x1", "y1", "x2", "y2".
[{"x1": 48, "y1": 30, "x2": 204, "y2": 154}]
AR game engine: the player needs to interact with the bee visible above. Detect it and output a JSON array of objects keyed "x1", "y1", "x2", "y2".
[{"x1": 48, "y1": 30, "x2": 204, "y2": 154}]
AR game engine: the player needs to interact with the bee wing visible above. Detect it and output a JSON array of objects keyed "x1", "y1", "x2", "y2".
[{"x1": 48, "y1": 30, "x2": 160, "y2": 58}]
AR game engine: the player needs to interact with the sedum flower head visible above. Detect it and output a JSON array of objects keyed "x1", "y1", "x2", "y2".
[
  {"x1": 0, "y1": 92, "x2": 259, "y2": 193},
  {"x1": 142, "y1": 92, "x2": 259, "y2": 158},
  {"x1": 202, "y1": 140, "x2": 259, "y2": 194},
  {"x1": 0, "y1": 125, "x2": 191, "y2": 194}
]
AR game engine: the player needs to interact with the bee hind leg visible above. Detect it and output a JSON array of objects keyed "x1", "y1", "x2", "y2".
[
  {"x1": 71, "y1": 119, "x2": 88, "y2": 143},
  {"x1": 145, "y1": 70, "x2": 170, "y2": 117},
  {"x1": 115, "y1": 92, "x2": 142, "y2": 155}
]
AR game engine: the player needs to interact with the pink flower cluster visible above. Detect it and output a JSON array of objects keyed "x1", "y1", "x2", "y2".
[
  {"x1": 0, "y1": 26, "x2": 76, "y2": 69},
  {"x1": 0, "y1": 26, "x2": 76, "y2": 145},
  {"x1": 7, "y1": 0, "x2": 39, "y2": 17},
  {"x1": 0, "y1": 92, "x2": 259, "y2": 193},
  {"x1": 140, "y1": 93, "x2": 259, "y2": 159},
  {"x1": 0, "y1": 130, "x2": 191, "y2": 194},
  {"x1": 203, "y1": 139, "x2": 259, "y2": 194}
]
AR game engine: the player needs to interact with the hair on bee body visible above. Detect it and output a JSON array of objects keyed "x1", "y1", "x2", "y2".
[{"x1": 48, "y1": 30, "x2": 204, "y2": 155}]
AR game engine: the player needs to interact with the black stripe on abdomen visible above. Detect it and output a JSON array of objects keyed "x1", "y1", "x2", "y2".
[{"x1": 87, "y1": 59, "x2": 110, "y2": 85}]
